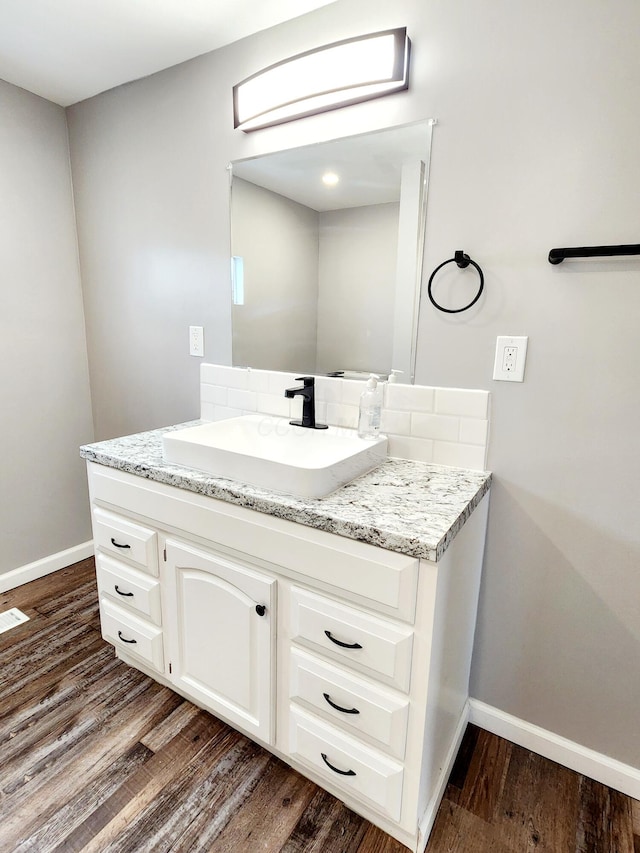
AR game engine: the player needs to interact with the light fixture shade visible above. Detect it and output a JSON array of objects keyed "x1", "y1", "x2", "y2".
[{"x1": 233, "y1": 28, "x2": 410, "y2": 132}]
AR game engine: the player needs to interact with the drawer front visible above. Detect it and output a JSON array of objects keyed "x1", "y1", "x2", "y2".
[
  {"x1": 290, "y1": 649, "x2": 409, "y2": 760},
  {"x1": 100, "y1": 597, "x2": 164, "y2": 673},
  {"x1": 87, "y1": 463, "x2": 418, "y2": 621},
  {"x1": 290, "y1": 588, "x2": 414, "y2": 692},
  {"x1": 289, "y1": 706, "x2": 404, "y2": 822},
  {"x1": 92, "y1": 506, "x2": 158, "y2": 575},
  {"x1": 96, "y1": 553, "x2": 162, "y2": 624}
]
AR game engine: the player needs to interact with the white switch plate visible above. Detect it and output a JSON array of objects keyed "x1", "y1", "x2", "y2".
[
  {"x1": 189, "y1": 325, "x2": 204, "y2": 357},
  {"x1": 493, "y1": 335, "x2": 528, "y2": 381}
]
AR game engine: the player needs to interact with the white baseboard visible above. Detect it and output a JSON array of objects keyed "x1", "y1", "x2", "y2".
[
  {"x1": 0, "y1": 541, "x2": 94, "y2": 593},
  {"x1": 417, "y1": 700, "x2": 470, "y2": 853},
  {"x1": 469, "y1": 698, "x2": 640, "y2": 800}
]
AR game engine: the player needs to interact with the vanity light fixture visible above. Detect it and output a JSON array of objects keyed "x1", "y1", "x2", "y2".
[{"x1": 233, "y1": 27, "x2": 410, "y2": 132}]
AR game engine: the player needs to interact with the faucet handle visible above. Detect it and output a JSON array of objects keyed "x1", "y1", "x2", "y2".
[{"x1": 295, "y1": 376, "x2": 315, "y2": 386}]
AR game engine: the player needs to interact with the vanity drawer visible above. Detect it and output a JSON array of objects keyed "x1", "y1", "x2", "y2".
[
  {"x1": 290, "y1": 588, "x2": 413, "y2": 692},
  {"x1": 290, "y1": 648, "x2": 409, "y2": 760},
  {"x1": 87, "y1": 464, "x2": 418, "y2": 621},
  {"x1": 99, "y1": 597, "x2": 164, "y2": 673},
  {"x1": 289, "y1": 706, "x2": 404, "y2": 822},
  {"x1": 92, "y1": 507, "x2": 159, "y2": 575},
  {"x1": 96, "y1": 553, "x2": 162, "y2": 624}
]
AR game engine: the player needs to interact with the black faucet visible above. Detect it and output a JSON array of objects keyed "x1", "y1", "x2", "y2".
[{"x1": 284, "y1": 377, "x2": 328, "y2": 429}]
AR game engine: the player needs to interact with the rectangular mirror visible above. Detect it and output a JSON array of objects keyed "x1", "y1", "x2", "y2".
[{"x1": 229, "y1": 120, "x2": 434, "y2": 382}]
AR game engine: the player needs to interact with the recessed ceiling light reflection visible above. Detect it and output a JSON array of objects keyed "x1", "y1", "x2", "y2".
[{"x1": 322, "y1": 172, "x2": 340, "y2": 186}]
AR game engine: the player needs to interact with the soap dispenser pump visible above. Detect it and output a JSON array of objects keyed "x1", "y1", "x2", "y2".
[{"x1": 357, "y1": 374, "x2": 383, "y2": 439}]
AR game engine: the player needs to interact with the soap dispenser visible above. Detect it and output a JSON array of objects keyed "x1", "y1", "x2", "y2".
[{"x1": 358, "y1": 374, "x2": 383, "y2": 439}]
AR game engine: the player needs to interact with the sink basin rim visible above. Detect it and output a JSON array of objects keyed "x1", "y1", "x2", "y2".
[{"x1": 161, "y1": 415, "x2": 388, "y2": 498}]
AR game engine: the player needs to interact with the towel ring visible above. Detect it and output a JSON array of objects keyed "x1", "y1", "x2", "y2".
[{"x1": 427, "y1": 250, "x2": 484, "y2": 314}]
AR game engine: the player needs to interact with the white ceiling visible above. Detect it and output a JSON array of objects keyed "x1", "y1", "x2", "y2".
[
  {"x1": 232, "y1": 122, "x2": 432, "y2": 211},
  {"x1": 0, "y1": 0, "x2": 338, "y2": 107}
]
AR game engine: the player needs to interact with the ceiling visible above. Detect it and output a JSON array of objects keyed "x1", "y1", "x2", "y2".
[
  {"x1": 0, "y1": 0, "x2": 338, "y2": 107},
  {"x1": 232, "y1": 121, "x2": 432, "y2": 211}
]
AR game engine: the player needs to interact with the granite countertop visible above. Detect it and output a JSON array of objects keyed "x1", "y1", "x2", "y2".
[{"x1": 80, "y1": 422, "x2": 491, "y2": 562}]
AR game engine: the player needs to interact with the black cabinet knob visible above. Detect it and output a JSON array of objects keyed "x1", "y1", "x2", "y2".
[{"x1": 255, "y1": 604, "x2": 266, "y2": 616}]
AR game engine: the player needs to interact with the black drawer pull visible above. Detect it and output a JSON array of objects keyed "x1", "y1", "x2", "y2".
[
  {"x1": 117, "y1": 630, "x2": 137, "y2": 644},
  {"x1": 114, "y1": 585, "x2": 134, "y2": 597},
  {"x1": 255, "y1": 604, "x2": 266, "y2": 616},
  {"x1": 321, "y1": 752, "x2": 356, "y2": 776},
  {"x1": 324, "y1": 630, "x2": 362, "y2": 650},
  {"x1": 323, "y1": 693, "x2": 360, "y2": 715},
  {"x1": 110, "y1": 538, "x2": 131, "y2": 550}
]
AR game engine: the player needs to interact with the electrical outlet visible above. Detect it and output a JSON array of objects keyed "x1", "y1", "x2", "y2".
[
  {"x1": 189, "y1": 325, "x2": 204, "y2": 357},
  {"x1": 493, "y1": 336, "x2": 528, "y2": 381}
]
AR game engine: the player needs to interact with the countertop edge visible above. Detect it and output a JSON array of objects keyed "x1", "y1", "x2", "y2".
[{"x1": 80, "y1": 425, "x2": 491, "y2": 562}]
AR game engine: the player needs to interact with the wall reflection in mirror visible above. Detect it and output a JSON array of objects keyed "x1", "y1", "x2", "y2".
[{"x1": 229, "y1": 120, "x2": 433, "y2": 383}]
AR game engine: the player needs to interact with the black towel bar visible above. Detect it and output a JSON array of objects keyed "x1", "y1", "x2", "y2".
[{"x1": 548, "y1": 244, "x2": 640, "y2": 264}]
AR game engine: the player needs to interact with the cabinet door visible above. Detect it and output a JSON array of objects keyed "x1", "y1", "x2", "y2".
[{"x1": 164, "y1": 539, "x2": 275, "y2": 744}]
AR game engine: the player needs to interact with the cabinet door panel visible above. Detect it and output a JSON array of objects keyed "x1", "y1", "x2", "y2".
[{"x1": 165, "y1": 539, "x2": 275, "y2": 744}]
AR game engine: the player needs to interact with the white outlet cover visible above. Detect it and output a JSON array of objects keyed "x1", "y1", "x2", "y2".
[
  {"x1": 493, "y1": 335, "x2": 528, "y2": 382},
  {"x1": 189, "y1": 325, "x2": 204, "y2": 357}
]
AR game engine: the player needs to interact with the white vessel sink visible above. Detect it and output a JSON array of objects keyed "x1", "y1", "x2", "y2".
[{"x1": 162, "y1": 415, "x2": 387, "y2": 499}]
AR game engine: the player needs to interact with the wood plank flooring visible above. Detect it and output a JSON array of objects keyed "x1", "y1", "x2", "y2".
[{"x1": 0, "y1": 558, "x2": 637, "y2": 852}]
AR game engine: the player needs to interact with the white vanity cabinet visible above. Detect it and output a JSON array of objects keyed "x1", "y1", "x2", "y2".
[
  {"x1": 85, "y1": 460, "x2": 489, "y2": 853},
  {"x1": 91, "y1": 505, "x2": 164, "y2": 672},
  {"x1": 163, "y1": 538, "x2": 275, "y2": 743}
]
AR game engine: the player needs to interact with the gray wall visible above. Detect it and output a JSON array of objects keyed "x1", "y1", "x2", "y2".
[
  {"x1": 231, "y1": 180, "x2": 398, "y2": 376},
  {"x1": 66, "y1": 66, "x2": 233, "y2": 440},
  {"x1": 317, "y1": 203, "x2": 399, "y2": 375},
  {"x1": 231, "y1": 178, "x2": 319, "y2": 373},
  {"x1": 0, "y1": 80, "x2": 94, "y2": 574},
  {"x1": 66, "y1": 0, "x2": 640, "y2": 770}
]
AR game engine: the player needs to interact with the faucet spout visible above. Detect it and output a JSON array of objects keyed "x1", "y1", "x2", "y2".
[{"x1": 284, "y1": 377, "x2": 328, "y2": 430}]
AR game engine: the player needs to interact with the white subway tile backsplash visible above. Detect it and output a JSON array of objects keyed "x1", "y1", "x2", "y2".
[
  {"x1": 201, "y1": 364, "x2": 248, "y2": 390},
  {"x1": 247, "y1": 369, "x2": 271, "y2": 393},
  {"x1": 387, "y1": 435, "x2": 434, "y2": 462},
  {"x1": 315, "y1": 401, "x2": 328, "y2": 423},
  {"x1": 200, "y1": 401, "x2": 217, "y2": 422},
  {"x1": 199, "y1": 365, "x2": 490, "y2": 470},
  {"x1": 201, "y1": 383, "x2": 228, "y2": 406},
  {"x1": 290, "y1": 396, "x2": 303, "y2": 421},
  {"x1": 228, "y1": 388, "x2": 257, "y2": 411},
  {"x1": 326, "y1": 403, "x2": 359, "y2": 429},
  {"x1": 459, "y1": 418, "x2": 489, "y2": 446},
  {"x1": 433, "y1": 441, "x2": 487, "y2": 470},
  {"x1": 268, "y1": 371, "x2": 300, "y2": 396},
  {"x1": 385, "y1": 383, "x2": 434, "y2": 413},
  {"x1": 315, "y1": 376, "x2": 342, "y2": 404},
  {"x1": 200, "y1": 364, "x2": 222, "y2": 386},
  {"x1": 435, "y1": 388, "x2": 489, "y2": 419},
  {"x1": 380, "y1": 409, "x2": 411, "y2": 435},
  {"x1": 202, "y1": 404, "x2": 243, "y2": 422},
  {"x1": 340, "y1": 379, "x2": 367, "y2": 406},
  {"x1": 411, "y1": 413, "x2": 460, "y2": 442},
  {"x1": 257, "y1": 393, "x2": 292, "y2": 418}
]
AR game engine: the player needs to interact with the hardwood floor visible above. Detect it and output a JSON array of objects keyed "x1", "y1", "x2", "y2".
[{"x1": 0, "y1": 558, "x2": 637, "y2": 852}]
